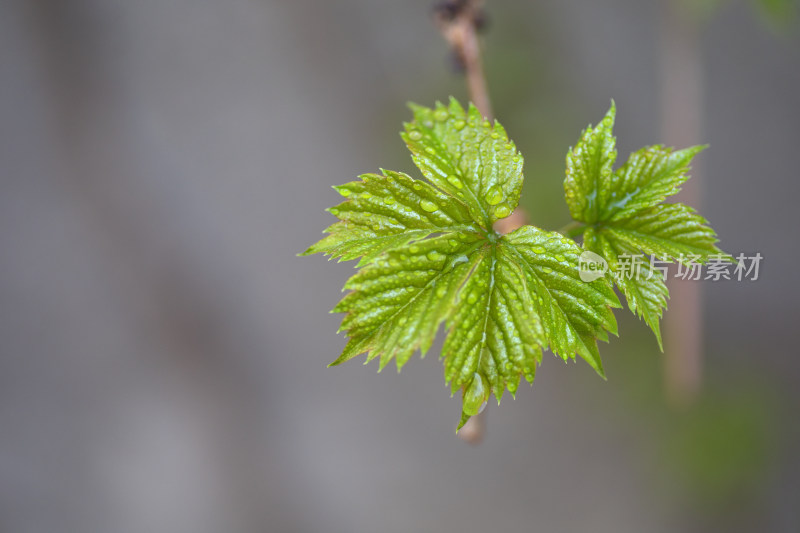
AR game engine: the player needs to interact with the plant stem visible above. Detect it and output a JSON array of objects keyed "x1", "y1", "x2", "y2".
[
  {"x1": 435, "y1": 0, "x2": 494, "y2": 444},
  {"x1": 435, "y1": 0, "x2": 493, "y2": 120},
  {"x1": 557, "y1": 220, "x2": 585, "y2": 238}
]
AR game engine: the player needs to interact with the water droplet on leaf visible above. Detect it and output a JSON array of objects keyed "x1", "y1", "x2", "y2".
[
  {"x1": 427, "y1": 250, "x2": 442, "y2": 261},
  {"x1": 420, "y1": 200, "x2": 438, "y2": 212},
  {"x1": 485, "y1": 186, "x2": 504, "y2": 205},
  {"x1": 447, "y1": 175, "x2": 464, "y2": 189},
  {"x1": 462, "y1": 373, "x2": 487, "y2": 416},
  {"x1": 494, "y1": 204, "x2": 511, "y2": 218}
]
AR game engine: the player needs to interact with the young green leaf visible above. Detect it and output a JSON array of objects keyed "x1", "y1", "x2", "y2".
[
  {"x1": 402, "y1": 98, "x2": 523, "y2": 229},
  {"x1": 300, "y1": 170, "x2": 478, "y2": 266},
  {"x1": 604, "y1": 145, "x2": 705, "y2": 222},
  {"x1": 584, "y1": 227, "x2": 669, "y2": 349},
  {"x1": 303, "y1": 100, "x2": 621, "y2": 429},
  {"x1": 564, "y1": 101, "x2": 617, "y2": 224},
  {"x1": 564, "y1": 103, "x2": 726, "y2": 346}
]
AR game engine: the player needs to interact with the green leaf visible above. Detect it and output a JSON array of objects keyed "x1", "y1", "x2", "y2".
[
  {"x1": 602, "y1": 203, "x2": 723, "y2": 262},
  {"x1": 331, "y1": 225, "x2": 619, "y2": 428},
  {"x1": 402, "y1": 98, "x2": 523, "y2": 229},
  {"x1": 300, "y1": 170, "x2": 478, "y2": 266},
  {"x1": 303, "y1": 100, "x2": 625, "y2": 429},
  {"x1": 604, "y1": 145, "x2": 706, "y2": 221},
  {"x1": 564, "y1": 101, "x2": 617, "y2": 224},
  {"x1": 584, "y1": 227, "x2": 669, "y2": 350},
  {"x1": 331, "y1": 232, "x2": 488, "y2": 371},
  {"x1": 564, "y1": 104, "x2": 726, "y2": 346},
  {"x1": 503, "y1": 227, "x2": 620, "y2": 375}
]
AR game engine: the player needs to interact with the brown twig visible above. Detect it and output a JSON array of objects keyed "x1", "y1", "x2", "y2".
[{"x1": 434, "y1": 0, "x2": 493, "y2": 121}]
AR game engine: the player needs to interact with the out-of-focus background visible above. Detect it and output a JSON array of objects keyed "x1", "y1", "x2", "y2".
[{"x1": 1, "y1": 0, "x2": 798, "y2": 532}]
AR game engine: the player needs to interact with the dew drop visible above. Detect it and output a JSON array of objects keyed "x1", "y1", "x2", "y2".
[
  {"x1": 531, "y1": 246, "x2": 545, "y2": 254},
  {"x1": 462, "y1": 373, "x2": 487, "y2": 417},
  {"x1": 467, "y1": 292, "x2": 478, "y2": 304},
  {"x1": 424, "y1": 147, "x2": 436, "y2": 155},
  {"x1": 436, "y1": 285, "x2": 447, "y2": 297},
  {"x1": 542, "y1": 266, "x2": 553, "y2": 274},
  {"x1": 490, "y1": 132, "x2": 500, "y2": 140},
  {"x1": 446, "y1": 175, "x2": 464, "y2": 189},
  {"x1": 453, "y1": 120, "x2": 466, "y2": 131},
  {"x1": 384, "y1": 197, "x2": 396, "y2": 205},
  {"x1": 412, "y1": 182, "x2": 423, "y2": 191},
  {"x1": 420, "y1": 200, "x2": 439, "y2": 212},
  {"x1": 427, "y1": 250, "x2": 442, "y2": 261},
  {"x1": 409, "y1": 245, "x2": 420, "y2": 254},
  {"x1": 434, "y1": 109, "x2": 448, "y2": 121},
  {"x1": 360, "y1": 192, "x2": 372, "y2": 199},
  {"x1": 329, "y1": 208, "x2": 340, "y2": 216},
  {"x1": 494, "y1": 204, "x2": 511, "y2": 218},
  {"x1": 485, "y1": 186, "x2": 504, "y2": 206},
  {"x1": 408, "y1": 130, "x2": 422, "y2": 141},
  {"x1": 338, "y1": 187, "x2": 352, "y2": 197},
  {"x1": 555, "y1": 254, "x2": 565, "y2": 262}
]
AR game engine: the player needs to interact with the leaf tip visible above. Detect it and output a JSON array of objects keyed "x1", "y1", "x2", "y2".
[{"x1": 456, "y1": 411, "x2": 471, "y2": 432}]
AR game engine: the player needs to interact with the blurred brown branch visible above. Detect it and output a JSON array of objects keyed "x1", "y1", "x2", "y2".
[
  {"x1": 660, "y1": 0, "x2": 705, "y2": 408},
  {"x1": 434, "y1": 0, "x2": 493, "y2": 121}
]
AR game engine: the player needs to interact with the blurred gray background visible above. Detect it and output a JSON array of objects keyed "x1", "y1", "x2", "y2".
[{"x1": 1, "y1": 0, "x2": 798, "y2": 532}]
